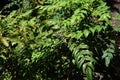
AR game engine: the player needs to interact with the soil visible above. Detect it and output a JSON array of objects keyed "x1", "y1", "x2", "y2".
[{"x1": 108, "y1": 0, "x2": 120, "y2": 27}]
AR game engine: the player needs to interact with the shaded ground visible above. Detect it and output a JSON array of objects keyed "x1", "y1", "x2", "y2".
[
  {"x1": 108, "y1": 0, "x2": 120, "y2": 27},
  {"x1": 91, "y1": 1, "x2": 120, "y2": 80},
  {"x1": 107, "y1": 0, "x2": 120, "y2": 79}
]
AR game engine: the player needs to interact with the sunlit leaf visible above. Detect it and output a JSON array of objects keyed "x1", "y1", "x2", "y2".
[
  {"x1": 83, "y1": 29, "x2": 90, "y2": 38},
  {"x1": 95, "y1": 25, "x2": 102, "y2": 32},
  {"x1": 89, "y1": 27, "x2": 96, "y2": 35},
  {"x1": 86, "y1": 67, "x2": 92, "y2": 80},
  {"x1": 0, "y1": 37, "x2": 9, "y2": 47}
]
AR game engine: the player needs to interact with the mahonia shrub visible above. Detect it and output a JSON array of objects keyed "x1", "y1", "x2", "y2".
[{"x1": 0, "y1": 0, "x2": 117, "y2": 80}]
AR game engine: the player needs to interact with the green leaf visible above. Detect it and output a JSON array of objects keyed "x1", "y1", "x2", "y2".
[
  {"x1": 15, "y1": 43, "x2": 24, "y2": 53},
  {"x1": 114, "y1": 25, "x2": 120, "y2": 32},
  {"x1": 89, "y1": 27, "x2": 96, "y2": 35},
  {"x1": 52, "y1": 25, "x2": 60, "y2": 29},
  {"x1": 68, "y1": 43, "x2": 76, "y2": 51},
  {"x1": 17, "y1": 10, "x2": 32, "y2": 18},
  {"x1": 75, "y1": 54, "x2": 81, "y2": 64},
  {"x1": 28, "y1": 17, "x2": 36, "y2": 26},
  {"x1": 71, "y1": 32, "x2": 76, "y2": 38},
  {"x1": 79, "y1": 50, "x2": 92, "y2": 56},
  {"x1": 19, "y1": 20, "x2": 28, "y2": 26},
  {"x1": 7, "y1": 10, "x2": 17, "y2": 18},
  {"x1": 0, "y1": 54, "x2": 7, "y2": 60},
  {"x1": 78, "y1": 43, "x2": 89, "y2": 49},
  {"x1": 102, "y1": 46, "x2": 114, "y2": 67},
  {"x1": 28, "y1": 31, "x2": 34, "y2": 40},
  {"x1": 78, "y1": 57, "x2": 85, "y2": 68},
  {"x1": 87, "y1": 62, "x2": 95, "y2": 71},
  {"x1": 99, "y1": 13, "x2": 110, "y2": 22},
  {"x1": 83, "y1": 29, "x2": 90, "y2": 38},
  {"x1": 82, "y1": 63, "x2": 87, "y2": 73},
  {"x1": 86, "y1": 67, "x2": 93, "y2": 80},
  {"x1": 31, "y1": 51, "x2": 45, "y2": 63},
  {"x1": 73, "y1": 47, "x2": 79, "y2": 56},
  {"x1": 76, "y1": 31, "x2": 83, "y2": 39},
  {"x1": 95, "y1": 25, "x2": 102, "y2": 32},
  {"x1": 105, "y1": 57, "x2": 111, "y2": 67},
  {"x1": 115, "y1": 12, "x2": 120, "y2": 20},
  {"x1": 30, "y1": 44, "x2": 36, "y2": 49},
  {"x1": 102, "y1": 50, "x2": 110, "y2": 59},
  {"x1": 0, "y1": 37, "x2": 9, "y2": 47}
]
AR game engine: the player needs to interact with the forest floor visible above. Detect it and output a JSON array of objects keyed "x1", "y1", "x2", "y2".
[{"x1": 107, "y1": 0, "x2": 120, "y2": 80}]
